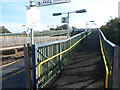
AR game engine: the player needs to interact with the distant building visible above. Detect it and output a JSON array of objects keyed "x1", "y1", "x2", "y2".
[{"x1": 118, "y1": 1, "x2": 120, "y2": 18}]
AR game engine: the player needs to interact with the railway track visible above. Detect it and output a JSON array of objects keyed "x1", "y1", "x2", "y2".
[{"x1": 0, "y1": 45, "x2": 24, "y2": 65}]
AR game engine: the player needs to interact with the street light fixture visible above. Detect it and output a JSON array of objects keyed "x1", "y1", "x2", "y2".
[
  {"x1": 53, "y1": 9, "x2": 87, "y2": 38},
  {"x1": 75, "y1": 9, "x2": 87, "y2": 13},
  {"x1": 53, "y1": 13, "x2": 62, "y2": 16}
]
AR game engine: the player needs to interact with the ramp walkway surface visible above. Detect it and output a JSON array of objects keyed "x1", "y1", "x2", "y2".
[{"x1": 46, "y1": 30, "x2": 105, "y2": 88}]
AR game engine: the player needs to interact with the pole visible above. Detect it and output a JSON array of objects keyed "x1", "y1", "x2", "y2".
[
  {"x1": 30, "y1": 28, "x2": 34, "y2": 45},
  {"x1": 67, "y1": 12, "x2": 70, "y2": 38},
  {"x1": 86, "y1": 22, "x2": 87, "y2": 32}
]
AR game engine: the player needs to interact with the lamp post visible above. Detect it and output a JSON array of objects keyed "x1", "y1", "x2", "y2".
[
  {"x1": 86, "y1": 21, "x2": 94, "y2": 32},
  {"x1": 53, "y1": 9, "x2": 87, "y2": 38}
]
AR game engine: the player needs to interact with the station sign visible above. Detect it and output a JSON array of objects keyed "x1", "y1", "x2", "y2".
[
  {"x1": 61, "y1": 17, "x2": 68, "y2": 23},
  {"x1": 26, "y1": 7, "x2": 40, "y2": 29},
  {"x1": 36, "y1": 0, "x2": 71, "y2": 6}
]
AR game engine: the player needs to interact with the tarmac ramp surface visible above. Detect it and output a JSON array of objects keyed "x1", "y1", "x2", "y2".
[
  {"x1": 2, "y1": 59, "x2": 25, "y2": 88},
  {"x1": 46, "y1": 30, "x2": 105, "y2": 88}
]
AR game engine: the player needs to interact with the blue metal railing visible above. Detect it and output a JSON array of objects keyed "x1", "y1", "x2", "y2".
[{"x1": 31, "y1": 30, "x2": 93, "y2": 88}]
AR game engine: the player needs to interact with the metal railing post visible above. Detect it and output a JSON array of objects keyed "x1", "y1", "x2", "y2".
[
  {"x1": 59, "y1": 43, "x2": 62, "y2": 70},
  {"x1": 119, "y1": 47, "x2": 120, "y2": 88},
  {"x1": 112, "y1": 46, "x2": 119, "y2": 88},
  {"x1": 24, "y1": 44, "x2": 33, "y2": 89},
  {"x1": 67, "y1": 12, "x2": 70, "y2": 38},
  {"x1": 32, "y1": 44, "x2": 37, "y2": 89}
]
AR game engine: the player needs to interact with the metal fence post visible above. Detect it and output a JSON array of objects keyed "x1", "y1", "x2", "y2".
[
  {"x1": 24, "y1": 44, "x2": 37, "y2": 89},
  {"x1": 112, "y1": 46, "x2": 120, "y2": 88},
  {"x1": 32, "y1": 44, "x2": 37, "y2": 89},
  {"x1": 119, "y1": 47, "x2": 120, "y2": 88},
  {"x1": 59, "y1": 42, "x2": 62, "y2": 70},
  {"x1": 69, "y1": 39, "x2": 71, "y2": 60},
  {"x1": 24, "y1": 44, "x2": 32, "y2": 89}
]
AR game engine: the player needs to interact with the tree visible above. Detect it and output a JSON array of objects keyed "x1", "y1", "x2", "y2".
[
  {"x1": 71, "y1": 26, "x2": 77, "y2": 30},
  {"x1": 50, "y1": 27, "x2": 55, "y2": 31},
  {"x1": 100, "y1": 18, "x2": 120, "y2": 46},
  {"x1": 0, "y1": 26, "x2": 11, "y2": 33},
  {"x1": 50, "y1": 24, "x2": 77, "y2": 31},
  {"x1": 60, "y1": 24, "x2": 68, "y2": 30},
  {"x1": 53, "y1": 24, "x2": 68, "y2": 30}
]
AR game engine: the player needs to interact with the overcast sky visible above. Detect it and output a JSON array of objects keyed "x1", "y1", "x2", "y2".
[{"x1": 0, "y1": 0, "x2": 119, "y2": 33}]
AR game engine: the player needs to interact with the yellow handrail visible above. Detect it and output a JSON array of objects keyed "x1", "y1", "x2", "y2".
[{"x1": 100, "y1": 39, "x2": 109, "y2": 88}]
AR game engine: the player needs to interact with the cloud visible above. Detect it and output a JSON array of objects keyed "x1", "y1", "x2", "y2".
[
  {"x1": 1, "y1": 22, "x2": 47, "y2": 33},
  {"x1": 3, "y1": 16, "x2": 26, "y2": 22},
  {"x1": 64, "y1": 0, "x2": 119, "y2": 27},
  {"x1": 2, "y1": 22, "x2": 27, "y2": 33}
]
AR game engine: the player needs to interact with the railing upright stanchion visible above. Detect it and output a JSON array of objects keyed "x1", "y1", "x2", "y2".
[
  {"x1": 24, "y1": 44, "x2": 30, "y2": 89},
  {"x1": 32, "y1": 44, "x2": 37, "y2": 89},
  {"x1": 24, "y1": 44, "x2": 34, "y2": 89},
  {"x1": 112, "y1": 46, "x2": 119, "y2": 88},
  {"x1": 69, "y1": 38, "x2": 71, "y2": 60},
  {"x1": 46, "y1": 46, "x2": 49, "y2": 80},
  {"x1": 59, "y1": 42, "x2": 62, "y2": 70}
]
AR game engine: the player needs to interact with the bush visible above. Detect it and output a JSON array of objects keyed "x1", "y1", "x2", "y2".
[{"x1": 100, "y1": 18, "x2": 120, "y2": 46}]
